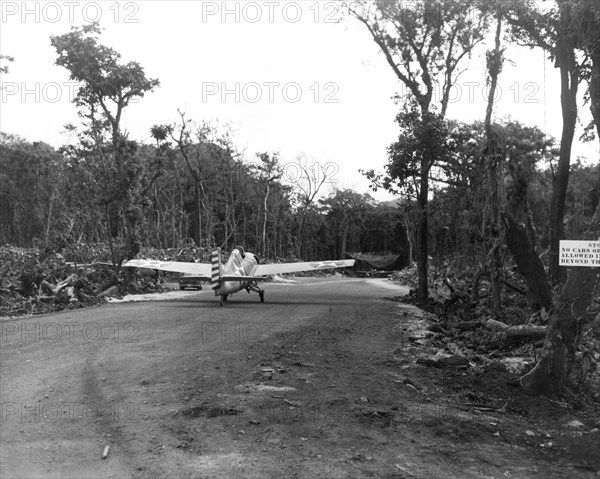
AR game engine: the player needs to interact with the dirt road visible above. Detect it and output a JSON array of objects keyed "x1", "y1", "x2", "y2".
[{"x1": 1, "y1": 277, "x2": 598, "y2": 478}]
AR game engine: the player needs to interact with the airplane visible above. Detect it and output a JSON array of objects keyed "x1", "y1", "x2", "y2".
[{"x1": 124, "y1": 247, "x2": 355, "y2": 306}]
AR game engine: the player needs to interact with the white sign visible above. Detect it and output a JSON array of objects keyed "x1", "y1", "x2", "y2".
[{"x1": 559, "y1": 240, "x2": 600, "y2": 267}]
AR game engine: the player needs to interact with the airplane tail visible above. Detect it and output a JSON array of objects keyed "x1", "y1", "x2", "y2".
[{"x1": 210, "y1": 248, "x2": 222, "y2": 286}]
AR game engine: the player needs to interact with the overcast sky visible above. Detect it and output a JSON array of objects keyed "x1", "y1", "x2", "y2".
[{"x1": 1, "y1": 1, "x2": 598, "y2": 202}]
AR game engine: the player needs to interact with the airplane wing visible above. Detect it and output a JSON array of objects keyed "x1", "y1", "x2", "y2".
[
  {"x1": 123, "y1": 259, "x2": 211, "y2": 280},
  {"x1": 221, "y1": 275, "x2": 269, "y2": 282},
  {"x1": 254, "y1": 259, "x2": 355, "y2": 276}
]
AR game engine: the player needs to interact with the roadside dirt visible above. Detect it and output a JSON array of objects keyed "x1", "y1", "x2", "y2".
[
  {"x1": 1, "y1": 278, "x2": 599, "y2": 478},
  {"x1": 158, "y1": 302, "x2": 600, "y2": 478}
]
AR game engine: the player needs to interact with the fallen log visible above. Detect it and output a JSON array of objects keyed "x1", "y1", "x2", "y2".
[
  {"x1": 78, "y1": 291, "x2": 96, "y2": 302},
  {"x1": 98, "y1": 285, "x2": 119, "y2": 298},
  {"x1": 416, "y1": 357, "x2": 443, "y2": 368},
  {"x1": 52, "y1": 274, "x2": 78, "y2": 295},
  {"x1": 506, "y1": 324, "x2": 547, "y2": 340},
  {"x1": 485, "y1": 318, "x2": 510, "y2": 331},
  {"x1": 438, "y1": 355, "x2": 470, "y2": 367},
  {"x1": 452, "y1": 320, "x2": 482, "y2": 331},
  {"x1": 501, "y1": 279, "x2": 528, "y2": 296},
  {"x1": 483, "y1": 319, "x2": 547, "y2": 339},
  {"x1": 37, "y1": 295, "x2": 56, "y2": 302},
  {"x1": 428, "y1": 323, "x2": 450, "y2": 334}
]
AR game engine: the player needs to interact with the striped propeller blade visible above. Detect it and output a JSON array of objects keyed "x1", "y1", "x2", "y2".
[{"x1": 210, "y1": 248, "x2": 222, "y2": 284}]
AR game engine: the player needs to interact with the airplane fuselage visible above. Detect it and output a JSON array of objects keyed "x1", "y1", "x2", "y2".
[
  {"x1": 217, "y1": 280, "x2": 251, "y2": 295},
  {"x1": 213, "y1": 249, "x2": 259, "y2": 296}
]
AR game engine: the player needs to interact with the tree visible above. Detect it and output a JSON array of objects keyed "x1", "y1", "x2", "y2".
[
  {"x1": 0, "y1": 134, "x2": 62, "y2": 246},
  {"x1": 253, "y1": 153, "x2": 283, "y2": 257},
  {"x1": 572, "y1": 0, "x2": 600, "y2": 139},
  {"x1": 161, "y1": 111, "x2": 205, "y2": 246},
  {"x1": 0, "y1": 54, "x2": 14, "y2": 74},
  {"x1": 293, "y1": 155, "x2": 332, "y2": 258},
  {"x1": 149, "y1": 124, "x2": 188, "y2": 247},
  {"x1": 50, "y1": 23, "x2": 159, "y2": 261},
  {"x1": 505, "y1": 0, "x2": 587, "y2": 283},
  {"x1": 501, "y1": 122, "x2": 554, "y2": 312},
  {"x1": 352, "y1": 0, "x2": 488, "y2": 298},
  {"x1": 320, "y1": 189, "x2": 375, "y2": 259},
  {"x1": 481, "y1": 2, "x2": 505, "y2": 314},
  {"x1": 520, "y1": 203, "x2": 600, "y2": 395}
]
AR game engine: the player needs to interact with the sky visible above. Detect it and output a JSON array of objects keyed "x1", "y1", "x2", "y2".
[{"x1": 1, "y1": 1, "x2": 598, "y2": 202}]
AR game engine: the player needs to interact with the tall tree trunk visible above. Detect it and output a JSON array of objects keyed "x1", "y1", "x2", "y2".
[
  {"x1": 197, "y1": 189, "x2": 202, "y2": 247},
  {"x1": 112, "y1": 114, "x2": 138, "y2": 261},
  {"x1": 485, "y1": 8, "x2": 504, "y2": 315},
  {"x1": 256, "y1": 196, "x2": 261, "y2": 251},
  {"x1": 262, "y1": 183, "x2": 270, "y2": 258},
  {"x1": 274, "y1": 211, "x2": 278, "y2": 258},
  {"x1": 590, "y1": 55, "x2": 600, "y2": 139},
  {"x1": 403, "y1": 216, "x2": 413, "y2": 265},
  {"x1": 548, "y1": 12, "x2": 580, "y2": 283},
  {"x1": 296, "y1": 208, "x2": 306, "y2": 258},
  {"x1": 521, "y1": 204, "x2": 600, "y2": 395},
  {"x1": 417, "y1": 163, "x2": 429, "y2": 298},
  {"x1": 549, "y1": 95, "x2": 577, "y2": 282},
  {"x1": 521, "y1": 265, "x2": 598, "y2": 395},
  {"x1": 106, "y1": 203, "x2": 116, "y2": 275},
  {"x1": 503, "y1": 139, "x2": 553, "y2": 311},
  {"x1": 223, "y1": 202, "x2": 229, "y2": 251},
  {"x1": 243, "y1": 214, "x2": 247, "y2": 250},
  {"x1": 196, "y1": 191, "x2": 202, "y2": 247},
  {"x1": 229, "y1": 170, "x2": 236, "y2": 247},
  {"x1": 44, "y1": 187, "x2": 56, "y2": 244},
  {"x1": 341, "y1": 220, "x2": 348, "y2": 260},
  {"x1": 502, "y1": 213, "x2": 553, "y2": 310}
]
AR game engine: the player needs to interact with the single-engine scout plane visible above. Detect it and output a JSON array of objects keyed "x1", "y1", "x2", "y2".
[{"x1": 124, "y1": 247, "x2": 355, "y2": 306}]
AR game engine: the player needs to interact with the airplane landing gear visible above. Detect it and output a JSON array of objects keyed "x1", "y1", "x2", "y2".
[
  {"x1": 247, "y1": 284, "x2": 265, "y2": 303},
  {"x1": 219, "y1": 294, "x2": 228, "y2": 306}
]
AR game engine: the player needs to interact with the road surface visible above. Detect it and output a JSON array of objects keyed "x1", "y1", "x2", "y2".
[
  {"x1": 1, "y1": 277, "x2": 410, "y2": 478},
  {"x1": 2, "y1": 277, "x2": 592, "y2": 479}
]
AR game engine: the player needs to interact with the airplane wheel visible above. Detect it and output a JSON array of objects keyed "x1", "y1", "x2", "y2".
[
  {"x1": 259, "y1": 291, "x2": 265, "y2": 303},
  {"x1": 220, "y1": 296, "x2": 224, "y2": 307},
  {"x1": 223, "y1": 295, "x2": 228, "y2": 302}
]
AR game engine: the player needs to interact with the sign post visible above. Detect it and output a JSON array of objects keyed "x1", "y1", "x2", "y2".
[{"x1": 559, "y1": 240, "x2": 600, "y2": 267}]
